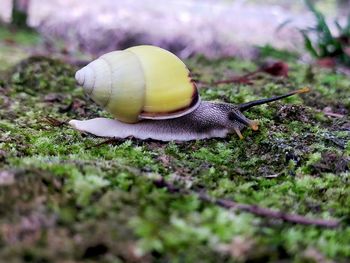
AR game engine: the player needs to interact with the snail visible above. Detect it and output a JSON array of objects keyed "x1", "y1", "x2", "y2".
[{"x1": 69, "y1": 45, "x2": 309, "y2": 141}]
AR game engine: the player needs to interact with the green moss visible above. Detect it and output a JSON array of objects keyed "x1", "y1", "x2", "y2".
[
  {"x1": 257, "y1": 44, "x2": 300, "y2": 62},
  {"x1": 0, "y1": 25, "x2": 41, "y2": 71},
  {"x1": 0, "y1": 50, "x2": 349, "y2": 262},
  {"x1": 0, "y1": 26, "x2": 40, "y2": 46},
  {"x1": 8, "y1": 56, "x2": 77, "y2": 94}
]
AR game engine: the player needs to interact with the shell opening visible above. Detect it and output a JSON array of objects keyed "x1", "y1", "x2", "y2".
[{"x1": 140, "y1": 91, "x2": 201, "y2": 120}]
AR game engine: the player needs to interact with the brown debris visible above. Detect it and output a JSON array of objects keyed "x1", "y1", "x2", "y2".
[
  {"x1": 322, "y1": 107, "x2": 345, "y2": 118},
  {"x1": 261, "y1": 61, "x2": 289, "y2": 77},
  {"x1": 43, "y1": 93, "x2": 64, "y2": 102},
  {"x1": 59, "y1": 99, "x2": 87, "y2": 115},
  {"x1": 316, "y1": 58, "x2": 336, "y2": 68},
  {"x1": 44, "y1": 116, "x2": 67, "y2": 127},
  {"x1": 210, "y1": 61, "x2": 289, "y2": 86},
  {"x1": 311, "y1": 152, "x2": 349, "y2": 174}
]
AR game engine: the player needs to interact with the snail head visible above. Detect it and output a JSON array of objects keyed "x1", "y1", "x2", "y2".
[
  {"x1": 228, "y1": 108, "x2": 258, "y2": 139},
  {"x1": 228, "y1": 87, "x2": 310, "y2": 139}
]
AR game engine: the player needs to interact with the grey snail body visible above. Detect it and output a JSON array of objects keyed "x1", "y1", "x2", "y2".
[{"x1": 69, "y1": 102, "x2": 245, "y2": 141}]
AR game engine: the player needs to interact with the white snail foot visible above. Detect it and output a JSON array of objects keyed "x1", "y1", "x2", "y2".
[
  {"x1": 69, "y1": 118, "x2": 138, "y2": 139},
  {"x1": 69, "y1": 118, "x2": 231, "y2": 141}
]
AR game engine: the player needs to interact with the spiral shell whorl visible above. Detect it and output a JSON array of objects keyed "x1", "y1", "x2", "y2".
[
  {"x1": 75, "y1": 66, "x2": 95, "y2": 96},
  {"x1": 76, "y1": 51, "x2": 145, "y2": 123}
]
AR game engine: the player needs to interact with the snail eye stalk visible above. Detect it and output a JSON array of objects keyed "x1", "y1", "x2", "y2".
[
  {"x1": 233, "y1": 127, "x2": 244, "y2": 140},
  {"x1": 229, "y1": 111, "x2": 259, "y2": 131},
  {"x1": 238, "y1": 87, "x2": 310, "y2": 111}
]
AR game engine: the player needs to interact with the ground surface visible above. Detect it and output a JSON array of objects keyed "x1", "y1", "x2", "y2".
[{"x1": 0, "y1": 27, "x2": 350, "y2": 262}]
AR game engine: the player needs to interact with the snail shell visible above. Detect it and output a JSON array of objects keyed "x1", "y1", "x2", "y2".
[{"x1": 75, "y1": 45, "x2": 200, "y2": 123}]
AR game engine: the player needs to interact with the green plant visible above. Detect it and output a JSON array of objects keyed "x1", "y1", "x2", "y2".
[{"x1": 301, "y1": 0, "x2": 350, "y2": 66}]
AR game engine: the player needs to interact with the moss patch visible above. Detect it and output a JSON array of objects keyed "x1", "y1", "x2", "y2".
[
  {"x1": 0, "y1": 48, "x2": 349, "y2": 262},
  {"x1": 0, "y1": 26, "x2": 41, "y2": 71}
]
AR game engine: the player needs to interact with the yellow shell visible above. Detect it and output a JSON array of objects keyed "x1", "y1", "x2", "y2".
[{"x1": 75, "y1": 45, "x2": 200, "y2": 123}]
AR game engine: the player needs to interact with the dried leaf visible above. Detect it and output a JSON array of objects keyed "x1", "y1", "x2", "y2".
[{"x1": 262, "y1": 61, "x2": 289, "y2": 77}]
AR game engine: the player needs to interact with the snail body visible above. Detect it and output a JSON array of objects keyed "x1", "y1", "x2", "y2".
[
  {"x1": 70, "y1": 45, "x2": 309, "y2": 141},
  {"x1": 70, "y1": 101, "x2": 244, "y2": 141}
]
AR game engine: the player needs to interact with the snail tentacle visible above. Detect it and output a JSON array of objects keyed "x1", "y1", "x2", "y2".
[{"x1": 238, "y1": 87, "x2": 310, "y2": 111}]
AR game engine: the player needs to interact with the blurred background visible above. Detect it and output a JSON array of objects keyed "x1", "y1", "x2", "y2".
[{"x1": 1, "y1": 0, "x2": 349, "y2": 62}]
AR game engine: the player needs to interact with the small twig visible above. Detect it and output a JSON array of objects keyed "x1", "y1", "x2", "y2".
[
  {"x1": 44, "y1": 117, "x2": 67, "y2": 127},
  {"x1": 214, "y1": 198, "x2": 339, "y2": 228},
  {"x1": 323, "y1": 111, "x2": 345, "y2": 118},
  {"x1": 200, "y1": 61, "x2": 289, "y2": 86},
  {"x1": 154, "y1": 178, "x2": 340, "y2": 228},
  {"x1": 321, "y1": 106, "x2": 346, "y2": 118},
  {"x1": 211, "y1": 70, "x2": 258, "y2": 85},
  {"x1": 264, "y1": 173, "x2": 281, "y2": 179},
  {"x1": 32, "y1": 158, "x2": 340, "y2": 228},
  {"x1": 86, "y1": 138, "x2": 123, "y2": 150}
]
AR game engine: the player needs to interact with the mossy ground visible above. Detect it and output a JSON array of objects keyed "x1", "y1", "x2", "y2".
[
  {"x1": 0, "y1": 26, "x2": 40, "y2": 71},
  {"x1": 0, "y1": 26, "x2": 349, "y2": 262}
]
